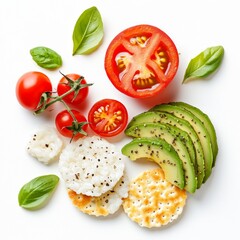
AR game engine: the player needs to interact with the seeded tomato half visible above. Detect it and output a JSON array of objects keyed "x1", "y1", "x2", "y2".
[
  {"x1": 104, "y1": 24, "x2": 179, "y2": 98},
  {"x1": 88, "y1": 99, "x2": 128, "y2": 137}
]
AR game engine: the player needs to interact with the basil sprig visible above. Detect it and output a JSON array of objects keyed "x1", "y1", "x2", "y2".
[
  {"x1": 18, "y1": 174, "x2": 59, "y2": 210},
  {"x1": 72, "y1": 6, "x2": 104, "y2": 55},
  {"x1": 30, "y1": 46, "x2": 62, "y2": 69},
  {"x1": 183, "y1": 46, "x2": 224, "y2": 83}
]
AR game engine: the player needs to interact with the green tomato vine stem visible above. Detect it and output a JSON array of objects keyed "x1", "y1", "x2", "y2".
[
  {"x1": 33, "y1": 72, "x2": 92, "y2": 139},
  {"x1": 34, "y1": 72, "x2": 92, "y2": 115}
]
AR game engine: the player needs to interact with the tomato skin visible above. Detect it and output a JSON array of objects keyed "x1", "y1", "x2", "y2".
[
  {"x1": 55, "y1": 110, "x2": 88, "y2": 139},
  {"x1": 57, "y1": 73, "x2": 89, "y2": 107},
  {"x1": 104, "y1": 24, "x2": 179, "y2": 98},
  {"x1": 16, "y1": 71, "x2": 52, "y2": 110},
  {"x1": 88, "y1": 99, "x2": 128, "y2": 137}
]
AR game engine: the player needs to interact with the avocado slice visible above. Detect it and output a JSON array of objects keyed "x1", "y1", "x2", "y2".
[
  {"x1": 126, "y1": 111, "x2": 205, "y2": 188},
  {"x1": 170, "y1": 102, "x2": 218, "y2": 166},
  {"x1": 125, "y1": 122, "x2": 197, "y2": 193},
  {"x1": 121, "y1": 137, "x2": 185, "y2": 189},
  {"x1": 150, "y1": 104, "x2": 213, "y2": 183}
]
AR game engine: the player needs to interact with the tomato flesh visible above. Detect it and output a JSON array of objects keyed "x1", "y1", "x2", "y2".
[
  {"x1": 88, "y1": 99, "x2": 128, "y2": 137},
  {"x1": 16, "y1": 71, "x2": 52, "y2": 110},
  {"x1": 105, "y1": 25, "x2": 179, "y2": 98}
]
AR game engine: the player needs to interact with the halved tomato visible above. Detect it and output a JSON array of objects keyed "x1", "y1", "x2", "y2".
[
  {"x1": 88, "y1": 99, "x2": 128, "y2": 137},
  {"x1": 104, "y1": 24, "x2": 179, "y2": 98}
]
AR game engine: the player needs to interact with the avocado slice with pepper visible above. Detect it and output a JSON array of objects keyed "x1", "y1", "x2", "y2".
[
  {"x1": 125, "y1": 122, "x2": 197, "y2": 193},
  {"x1": 170, "y1": 101, "x2": 218, "y2": 166},
  {"x1": 150, "y1": 103, "x2": 213, "y2": 183},
  {"x1": 126, "y1": 110, "x2": 205, "y2": 188},
  {"x1": 121, "y1": 137, "x2": 185, "y2": 189}
]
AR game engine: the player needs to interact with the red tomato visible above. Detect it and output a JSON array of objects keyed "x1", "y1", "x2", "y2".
[
  {"x1": 16, "y1": 71, "x2": 52, "y2": 110},
  {"x1": 104, "y1": 24, "x2": 179, "y2": 98},
  {"x1": 88, "y1": 99, "x2": 128, "y2": 137},
  {"x1": 55, "y1": 110, "x2": 88, "y2": 139},
  {"x1": 57, "y1": 73, "x2": 89, "y2": 107}
]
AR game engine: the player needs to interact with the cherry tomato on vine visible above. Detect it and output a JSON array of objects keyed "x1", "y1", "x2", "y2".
[
  {"x1": 57, "y1": 73, "x2": 90, "y2": 108},
  {"x1": 55, "y1": 109, "x2": 88, "y2": 139},
  {"x1": 104, "y1": 24, "x2": 179, "y2": 98},
  {"x1": 16, "y1": 71, "x2": 52, "y2": 110},
  {"x1": 88, "y1": 99, "x2": 128, "y2": 137}
]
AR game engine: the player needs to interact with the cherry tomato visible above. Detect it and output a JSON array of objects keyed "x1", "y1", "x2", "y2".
[
  {"x1": 57, "y1": 73, "x2": 89, "y2": 108},
  {"x1": 88, "y1": 99, "x2": 128, "y2": 137},
  {"x1": 16, "y1": 71, "x2": 52, "y2": 110},
  {"x1": 55, "y1": 110, "x2": 88, "y2": 139},
  {"x1": 104, "y1": 24, "x2": 179, "y2": 98}
]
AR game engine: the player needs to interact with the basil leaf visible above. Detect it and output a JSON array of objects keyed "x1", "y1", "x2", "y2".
[
  {"x1": 72, "y1": 6, "x2": 104, "y2": 55},
  {"x1": 18, "y1": 174, "x2": 59, "y2": 210},
  {"x1": 183, "y1": 46, "x2": 224, "y2": 83},
  {"x1": 30, "y1": 46, "x2": 62, "y2": 69}
]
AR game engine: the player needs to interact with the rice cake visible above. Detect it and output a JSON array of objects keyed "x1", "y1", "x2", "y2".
[
  {"x1": 123, "y1": 168, "x2": 187, "y2": 228},
  {"x1": 59, "y1": 136, "x2": 125, "y2": 196}
]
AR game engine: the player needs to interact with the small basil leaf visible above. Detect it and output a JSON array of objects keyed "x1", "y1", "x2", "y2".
[
  {"x1": 183, "y1": 46, "x2": 224, "y2": 83},
  {"x1": 72, "y1": 6, "x2": 104, "y2": 55},
  {"x1": 30, "y1": 47, "x2": 62, "y2": 69},
  {"x1": 18, "y1": 174, "x2": 59, "y2": 210}
]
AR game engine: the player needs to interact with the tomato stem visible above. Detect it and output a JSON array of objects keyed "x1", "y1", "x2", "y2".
[
  {"x1": 34, "y1": 72, "x2": 93, "y2": 115},
  {"x1": 60, "y1": 99, "x2": 76, "y2": 120},
  {"x1": 60, "y1": 99, "x2": 88, "y2": 142},
  {"x1": 33, "y1": 72, "x2": 92, "y2": 140}
]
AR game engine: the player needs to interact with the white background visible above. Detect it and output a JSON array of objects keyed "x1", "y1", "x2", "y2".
[{"x1": 0, "y1": 0, "x2": 238, "y2": 239}]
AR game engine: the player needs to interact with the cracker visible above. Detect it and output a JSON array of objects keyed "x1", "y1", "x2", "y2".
[
  {"x1": 59, "y1": 136, "x2": 125, "y2": 196},
  {"x1": 123, "y1": 168, "x2": 187, "y2": 228},
  {"x1": 68, "y1": 173, "x2": 129, "y2": 216}
]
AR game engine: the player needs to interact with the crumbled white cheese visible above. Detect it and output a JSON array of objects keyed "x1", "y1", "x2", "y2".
[{"x1": 27, "y1": 127, "x2": 63, "y2": 164}]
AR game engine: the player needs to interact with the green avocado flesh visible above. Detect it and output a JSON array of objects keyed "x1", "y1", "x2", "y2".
[
  {"x1": 150, "y1": 104, "x2": 213, "y2": 183},
  {"x1": 124, "y1": 102, "x2": 217, "y2": 192},
  {"x1": 125, "y1": 123, "x2": 197, "y2": 193},
  {"x1": 170, "y1": 102, "x2": 218, "y2": 166},
  {"x1": 121, "y1": 137, "x2": 185, "y2": 189},
  {"x1": 126, "y1": 111, "x2": 205, "y2": 188}
]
